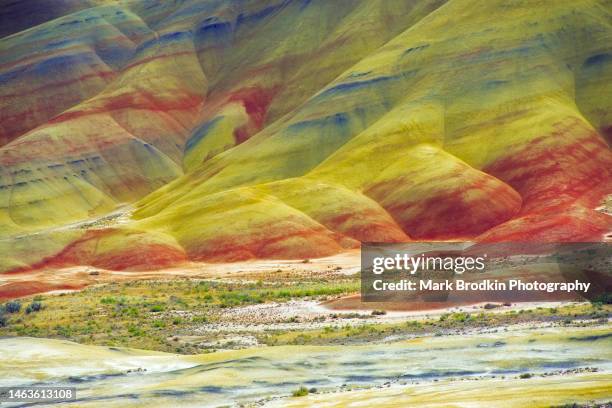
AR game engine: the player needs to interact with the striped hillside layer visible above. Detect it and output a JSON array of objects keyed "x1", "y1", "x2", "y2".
[{"x1": 1, "y1": 0, "x2": 611, "y2": 275}]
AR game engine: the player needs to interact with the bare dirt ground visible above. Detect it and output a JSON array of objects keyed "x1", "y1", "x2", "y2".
[
  {"x1": 0, "y1": 251, "x2": 360, "y2": 300},
  {"x1": 179, "y1": 298, "x2": 585, "y2": 350}
]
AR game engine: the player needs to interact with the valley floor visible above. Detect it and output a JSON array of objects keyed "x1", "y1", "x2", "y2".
[{"x1": 0, "y1": 263, "x2": 610, "y2": 407}]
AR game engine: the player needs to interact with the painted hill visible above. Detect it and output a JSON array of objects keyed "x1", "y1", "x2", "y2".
[{"x1": 1, "y1": 0, "x2": 611, "y2": 273}]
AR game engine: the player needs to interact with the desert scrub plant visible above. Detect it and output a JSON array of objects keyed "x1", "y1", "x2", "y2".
[
  {"x1": 405, "y1": 320, "x2": 422, "y2": 328},
  {"x1": 125, "y1": 307, "x2": 139, "y2": 317},
  {"x1": 4, "y1": 301, "x2": 21, "y2": 313},
  {"x1": 149, "y1": 304, "x2": 165, "y2": 312},
  {"x1": 450, "y1": 312, "x2": 470, "y2": 323},
  {"x1": 127, "y1": 325, "x2": 144, "y2": 337},
  {"x1": 590, "y1": 292, "x2": 612, "y2": 306},
  {"x1": 192, "y1": 316, "x2": 208, "y2": 324},
  {"x1": 25, "y1": 301, "x2": 43, "y2": 314},
  {"x1": 54, "y1": 325, "x2": 73, "y2": 337},
  {"x1": 292, "y1": 386, "x2": 309, "y2": 397},
  {"x1": 100, "y1": 297, "x2": 116, "y2": 305}
]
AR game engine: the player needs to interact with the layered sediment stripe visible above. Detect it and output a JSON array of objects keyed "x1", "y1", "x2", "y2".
[{"x1": 0, "y1": 0, "x2": 610, "y2": 274}]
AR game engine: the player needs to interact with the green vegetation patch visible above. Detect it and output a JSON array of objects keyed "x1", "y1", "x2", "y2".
[{"x1": 0, "y1": 278, "x2": 358, "y2": 353}]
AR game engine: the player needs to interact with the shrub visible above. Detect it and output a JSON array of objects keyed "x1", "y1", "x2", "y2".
[
  {"x1": 292, "y1": 386, "x2": 309, "y2": 397},
  {"x1": 150, "y1": 305, "x2": 165, "y2": 312},
  {"x1": 590, "y1": 293, "x2": 612, "y2": 305},
  {"x1": 519, "y1": 373, "x2": 532, "y2": 379},
  {"x1": 25, "y1": 301, "x2": 42, "y2": 314},
  {"x1": 5, "y1": 301, "x2": 21, "y2": 313},
  {"x1": 371, "y1": 310, "x2": 387, "y2": 316},
  {"x1": 55, "y1": 325, "x2": 72, "y2": 337},
  {"x1": 0, "y1": 314, "x2": 7, "y2": 327},
  {"x1": 125, "y1": 307, "x2": 139, "y2": 317},
  {"x1": 192, "y1": 316, "x2": 208, "y2": 324},
  {"x1": 451, "y1": 312, "x2": 470, "y2": 323},
  {"x1": 127, "y1": 325, "x2": 143, "y2": 337}
]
